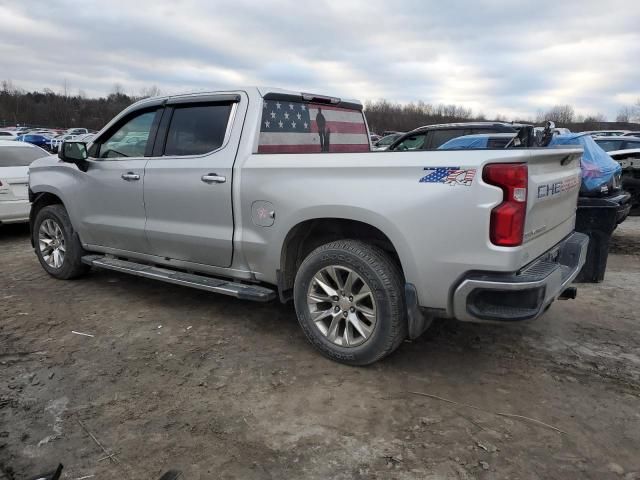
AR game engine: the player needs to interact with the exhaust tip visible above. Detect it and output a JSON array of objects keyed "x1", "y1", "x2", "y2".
[{"x1": 559, "y1": 286, "x2": 577, "y2": 300}]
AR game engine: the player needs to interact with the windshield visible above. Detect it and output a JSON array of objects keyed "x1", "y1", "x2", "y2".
[
  {"x1": 0, "y1": 145, "x2": 49, "y2": 166},
  {"x1": 377, "y1": 134, "x2": 400, "y2": 146}
]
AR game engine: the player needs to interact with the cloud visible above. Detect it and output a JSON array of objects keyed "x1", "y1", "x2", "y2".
[{"x1": 0, "y1": 0, "x2": 639, "y2": 119}]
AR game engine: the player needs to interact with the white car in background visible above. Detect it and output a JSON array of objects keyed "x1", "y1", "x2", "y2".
[
  {"x1": 0, "y1": 130, "x2": 19, "y2": 140},
  {"x1": 0, "y1": 140, "x2": 51, "y2": 224},
  {"x1": 49, "y1": 134, "x2": 79, "y2": 153}
]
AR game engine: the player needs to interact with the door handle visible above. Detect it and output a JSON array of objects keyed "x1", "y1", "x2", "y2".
[
  {"x1": 121, "y1": 172, "x2": 140, "y2": 181},
  {"x1": 201, "y1": 174, "x2": 226, "y2": 184}
]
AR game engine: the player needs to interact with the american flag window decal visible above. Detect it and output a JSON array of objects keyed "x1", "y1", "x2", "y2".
[{"x1": 258, "y1": 100, "x2": 370, "y2": 154}]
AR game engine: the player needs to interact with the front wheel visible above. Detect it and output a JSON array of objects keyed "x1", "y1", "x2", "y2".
[
  {"x1": 33, "y1": 204, "x2": 90, "y2": 280},
  {"x1": 293, "y1": 240, "x2": 407, "y2": 365}
]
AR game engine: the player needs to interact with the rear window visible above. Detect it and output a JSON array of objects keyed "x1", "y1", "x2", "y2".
[
  {"x1": 165, "y1": 103, "x2": 232, "y2": 156},
  {"x1": 258, "y1": 99, "x2": 369, "y2": 153},
  {"x1": 0, "y1": 146, "x2": 48, "y2": 166}
]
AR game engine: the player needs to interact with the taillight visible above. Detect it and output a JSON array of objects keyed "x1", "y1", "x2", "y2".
[{"x1": 483, "y1": 163, "x2": 528, "y2": 247}]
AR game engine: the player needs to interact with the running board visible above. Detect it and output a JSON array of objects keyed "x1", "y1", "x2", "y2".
[{"x1": 81, "y1": 255, "x2": 276, "y2": 302}]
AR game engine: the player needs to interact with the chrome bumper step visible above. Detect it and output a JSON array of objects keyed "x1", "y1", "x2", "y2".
[{"x1": 81, "y1": 255, "x2": 276, "y2": 302}]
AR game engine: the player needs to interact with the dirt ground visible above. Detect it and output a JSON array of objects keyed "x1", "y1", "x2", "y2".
[{"x1": 1, "y1": 219, "x2": 639, "y2": 480}]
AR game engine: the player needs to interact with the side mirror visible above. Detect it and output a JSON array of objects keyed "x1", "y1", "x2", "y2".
[{"x1": 59, "y1": 141, "x2": 89, "y2": 171}]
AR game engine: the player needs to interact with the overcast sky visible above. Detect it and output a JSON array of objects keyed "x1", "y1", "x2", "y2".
[{"x1": 1, "y1": 0, "x2": 639, "y2": 120}]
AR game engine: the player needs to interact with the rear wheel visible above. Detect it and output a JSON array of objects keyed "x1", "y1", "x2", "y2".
[
  {"x1": 293, "y1": 240, "x2": 407, "y2": 365},
  {"x1": 33, "y1": 204, "x2": 89, "y2": 279}
]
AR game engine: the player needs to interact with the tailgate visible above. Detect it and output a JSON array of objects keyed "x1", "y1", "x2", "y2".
[{"x1": 524, "y1": 148, "x2": 582, "y2": 249}]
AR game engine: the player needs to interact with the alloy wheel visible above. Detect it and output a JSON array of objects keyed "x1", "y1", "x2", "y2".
[
  {"x1": 38, "y1": 218, "x2": 66, "y2": 268},
  {"x1": 306, "y1": 265, "x2": 377, "y2": 347}
]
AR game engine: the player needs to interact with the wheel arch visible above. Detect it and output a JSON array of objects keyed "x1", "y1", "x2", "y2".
[
  {"x1": 29, "y1": 190, "x2": 65, "y2": 247},
  {"x1": 278, "y1": 217, "x2": 407, "y2": 302}
]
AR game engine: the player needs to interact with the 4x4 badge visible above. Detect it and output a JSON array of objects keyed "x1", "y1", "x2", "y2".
[{"x1": 419, "y1": 167, "x2": 476, "y2": 186}]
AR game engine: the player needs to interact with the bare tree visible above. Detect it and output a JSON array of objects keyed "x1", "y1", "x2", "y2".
[
  {"x1": 111, "y1": 83, "x2": 125, "y2": 96},
  {"x1": 139, "y1": 85, "x2": 162, "y2": 98},
  {"x1": 543, "y1": 105, "x2": 575, "y2": 125},
  {"x1": 616, "y1": 106, "x2": 634, "y2": 123}
]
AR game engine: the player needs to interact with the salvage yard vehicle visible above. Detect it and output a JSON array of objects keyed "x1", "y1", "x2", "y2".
[
  {"x1": 0, "y1": 140, "x2": 50, "y2": 224},
  {"x1": 372, "y1": 132, "x2": 404, "y2": 151},
  {"x1": 608, "y1": 148, "x2": 640, "y2": 213},
  {"x1": 594, "y1": 135, "x2": 640, "y2": 153},
  {"x1": 28, "y1": 87, "x2": 588, "y2": 365},
  {"x1": 388, "y1": 122, "x2": 520, "y2": 151},
  {"x1": 549, "y1": 133, "x2": 631, "y2": 224}
]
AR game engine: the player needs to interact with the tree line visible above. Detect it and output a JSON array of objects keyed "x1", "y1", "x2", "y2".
[
  {"x1": 365, "y1": 100, "x2": 640, "y2": 135},
  {"x1": 2, "y1": 80, "x2": 639, "y2": 134},
  {"x1": 0, "y1": 81, "x2": 161, "y2": 130}
]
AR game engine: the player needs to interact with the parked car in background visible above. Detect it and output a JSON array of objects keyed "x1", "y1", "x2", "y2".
[
  {"x1": 608, "y1": 149, "x2": 640, "y2": 214},
  {"x1": 622, "y1": 132, "x2": 640, "y2": 137},
  {"x1": 0, "y1": 140, "x2": 50, "y2": 224},
  {"x1": 594, "y1": 136, "x2": 640, "y2": 153},
  {"x1": 599, "y1": 140, "x2": 640, "y2": 214},
  {"x1": 16, "y1": 134, "x2": 52, "y2": 150},
  {"x1": 583, "y1": 130, "x2": 630, "y2": 137},
  {"x1": 49, "y1": 134, "x2": 79, "y2": 153},
  {"x1": 549, "y1": 133, "x2": 630, "y2": 224},
  {"x1": 388, "y1": 122, "x2": 519, "y2": 151},
  {"x1": 65, "y1": 128, "x2": 89, "y2": 136},
  {"x1": 437, "y1": 133, "x2": 516, "y2": 150},
  {"x1": 372, "y1": 132, "x2": 404, "y2": 151},
  {"x1": 74, "y1": 133, "x2": 96, "y2": 143},
  {"x1": 0, "y1": 130, "x2": 18, "y2": 140}
]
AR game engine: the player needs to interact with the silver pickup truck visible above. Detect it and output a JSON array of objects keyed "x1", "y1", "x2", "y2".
[{"x1": 28, "y1": 87, "x2": 588, "y2": 365}]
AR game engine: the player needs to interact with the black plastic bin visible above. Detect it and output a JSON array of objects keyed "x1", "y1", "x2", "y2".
[{"x1": 573, "y1": 196, "x2": 620, "y2": 283}]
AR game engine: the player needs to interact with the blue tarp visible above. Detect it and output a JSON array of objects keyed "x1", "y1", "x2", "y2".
[{"x1": 548, "y1": 133, "x2": 621, "y2": 194}]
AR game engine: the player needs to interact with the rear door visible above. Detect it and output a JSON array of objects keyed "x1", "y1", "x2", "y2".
[{"x1": 143, "y1": 94, "x2": 245, "y2": 267}]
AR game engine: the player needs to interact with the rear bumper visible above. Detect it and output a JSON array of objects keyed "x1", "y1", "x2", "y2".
[
  {"x1": 606, "y1": 192, "x2": 631, "y2": 224},
  {"x1": 0, "y1": 199, "x2": 30, "y2": 224},
  {"x1": 452, "y1": 231, "x2": 589, "y2": 322}
]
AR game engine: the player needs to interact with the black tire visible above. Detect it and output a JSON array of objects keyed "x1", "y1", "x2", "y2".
[
  {"x1": 33, "y1": 204, "x2": 89, "y2": 280},
  {"x1": 293, "y1": 239, "x2": 407, "y2": 365}
]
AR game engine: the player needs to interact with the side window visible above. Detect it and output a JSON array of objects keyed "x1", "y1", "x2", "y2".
[
  {"x1": 429, "y1": 129, "x2": 466, "y2": 149},
  {"x1": 624, "y1": 140, "x2": 640, "y2": 150},
  {"x1": 164, "y1": 103, "x2": 232, "y2": 156},
  {"x1": 596, "y1": 140, "x2": 622, "y2": 152},
  {"x1": 258, "y1": 99, "x2": 369, "y2": 153},
  {"x1": 97, "y1": 110, "x2": 158, "y2": 159},
  {"x1": 393, "y1": 133, "x2": 427, "y2": 151}
]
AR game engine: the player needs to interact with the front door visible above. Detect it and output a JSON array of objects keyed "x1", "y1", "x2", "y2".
[
  {"x1": 75, "y1": 108, "x2": 160, "y2": 253},
  {"x1": 143, "y1": 95, "x2": 243, "y2": 267}
]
